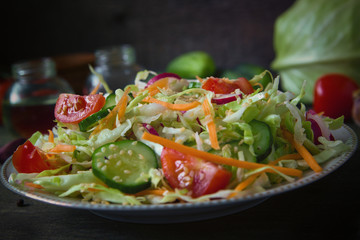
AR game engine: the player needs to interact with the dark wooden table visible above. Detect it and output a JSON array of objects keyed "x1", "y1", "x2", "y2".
[{"x1": 1, "y1": 125, "x2": 359, "y2": 240}]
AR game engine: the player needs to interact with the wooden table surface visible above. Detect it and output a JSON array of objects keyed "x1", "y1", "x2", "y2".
[{"x1": 1, "y1": 125, "x2": 359, "y2": 240}]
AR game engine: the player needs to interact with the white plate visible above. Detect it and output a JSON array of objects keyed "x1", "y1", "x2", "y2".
[{"x1": 1, "y1": 125, "x2": 357, "y2": 224}]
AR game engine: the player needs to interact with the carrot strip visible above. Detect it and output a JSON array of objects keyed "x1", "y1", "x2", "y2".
[
  {"x1": 25, "y1": 182, "x2": 44, "y2": 189},
  {"x1": 134, "y1": 189, "x2": 167, "y2": 196},
  {"x1": 269, "y1": 153, "x2": 302, "y2": 166},
  {"x1": 196, "y1": 76, "x2": 204, "y2": 83},
  {"x1": 283, "y1": 130, "x2": 322, "y2": 173},
  {"x1": 87, "y1": 187, "x2": 102, "y2": 192},
  {"x1": 142, "y1": 132, "x2": 303, "y2": 177},
  {"x1": 117, "y1": 88, "x2": 131, "y2": 122},
  {"x1": 146, "y1": 78, "x2": 170, "y2": 96},
  {"x1": 89, "y1": 82, "x2": 101, "y2": 95},
  {"x1": 142, "y1": 97, "x2": 201, "y2": 111},
  {"x1": 253, "y1": 82, "x2": 264, "y2": 91},
  {"x1": 91, "y1": 88, "x2": 130, "y2": 136},
  {"x1": 48, "y1": 130, "x2": 54, "y2": 143},
  {"x1": 228, "y1": 153, "x2": 303, "y2": 198},
  {"x1": 49, "y1": 144, "x2": 76, "y2": 153},
  {"x1": 202, "y1": 98, "x2": 220, "y2": 150}
]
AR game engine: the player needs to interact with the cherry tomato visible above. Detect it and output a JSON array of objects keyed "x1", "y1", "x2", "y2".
[
  {"x1": 160, "y1": 148, "x2": 231, "y2": 198},
  {"x1": 201, "y1": 77, "x2": 254, "y2": 95},
  {"x1": 313, "y1": 74, "x2": 359, "y2": 120},
  {"x1": 12, "y1": 140, "x2": 50, "y2": 173},
  {"x1": 54, "y1": 94, "x2": 105, "y2": 123}
]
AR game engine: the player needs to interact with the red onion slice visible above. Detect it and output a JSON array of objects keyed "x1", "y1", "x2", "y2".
[
  {"x1": 142, "y1": 123, "x2": 159, "y2": 136},
  {"x1": 306, "y1": 110, "x2": 333, "y2": 144},
  {"x1": 146, "y1": 73, "x2": 181, "y2": 88},
  {"x1": 212, "y1": 93, "x2": 242, "y2": 105}
]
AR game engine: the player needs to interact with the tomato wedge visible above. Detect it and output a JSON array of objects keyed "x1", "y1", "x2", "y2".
[
  {"x1": 201, "y1": 77, "x2": 254, "y2": 95},
  {"x1": 12, "y1": 140, "x2": 50, "y2": 173},
  {"x1": 54, "y1": 94, "x2": 106, "y2": 123},
  {"x1": 160, "y1": 148, "x2": 231, "y2": 198}
]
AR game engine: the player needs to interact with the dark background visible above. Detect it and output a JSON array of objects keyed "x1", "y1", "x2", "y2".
[
  {"x1": 1, "y1": 1, "x2": 360, "y2": 239},
  {"x1": 1, "y1": 0, "x2": 295, "y2": 82}
]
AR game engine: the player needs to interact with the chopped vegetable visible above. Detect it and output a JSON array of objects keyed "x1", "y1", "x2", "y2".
[
  {"x1": 142, "y1": 132, "x2": 303, "y2": 177},
  {"x1": 142, "y1": 96, "x2": 201, "y2": 111},
  {"x1": 283, "y1": 130, "x2": 322, "y2": 173}
]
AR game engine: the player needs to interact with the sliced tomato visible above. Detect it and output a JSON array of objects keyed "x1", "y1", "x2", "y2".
[
  {"x1": 201, "y1": 77, "x2": 254, "y2": 95},
  {"x1": 160, "y1": 148, "x2": 231, "y2": 198},
  {"x1": 54, "y1": 94, "x2": 106, "y2": 123},
  {"x1": 12, "y1": 140, "x2": 50, "y2": 173}
]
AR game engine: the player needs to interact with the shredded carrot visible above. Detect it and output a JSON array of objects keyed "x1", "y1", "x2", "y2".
[
  {"x1": 142, "y1": 132, "x2": 303, "y2": 177},
  {"x1": 87, "y1": 187, "x2": 102, "y2": 192},
  {"x1": 91, "y1": 88, "x2": 130, "y2": 136},
  {"x1": 228, "y1": 153, "x2": 303, "y2": 198},
  {"x1": 269, "y1": 153, "x2": 303, "y2": 166},
  {"x1": 142, "y1": 96, "x2": 201, "y2": 111},
  {"x1": 25, "y1": 182, "x2": 44, "y2": 189},
  {"x1": 134, "y1": 189, "x2": 167, "y2": 197},
  {"x1": 196, "y1": 76, "x2": 204, "y2": 83},
  {"x1": 48, "y1": 130, "x2": 54, "y2": 143},
  {"x1": 49, "y1": 144, "x2": 76, "y2": 153},
  {"x1": 253, "y1": 82, "x2": 264, "y2": 91},
  {"x1": 90, "y1": 82, "x2": 101, "y2": 95},
  {"x1": 117, "y1": 88, "x2": 131, "y2": 122},
  {"x1": 202, "y1": 98, "x2": 220, "y2": 150},
  {"x1": 146, "y1": 78, "x2": 170, "y2": 96},
  {"x1": 283, "y1": 130, "x2": 322, "y2": 173}
]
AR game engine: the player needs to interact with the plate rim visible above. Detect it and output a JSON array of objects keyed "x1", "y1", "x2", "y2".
[{"x1": 1, "y1": 124, "x2": 357, "y2": 212}]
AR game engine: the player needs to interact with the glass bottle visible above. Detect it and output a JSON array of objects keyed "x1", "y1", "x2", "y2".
[
  {"x1": 84, "y1": 44, "x2": 142, "y2": 94},
  {"x1": 2, "y1": 58, "x2": 74, "y2": 138}
]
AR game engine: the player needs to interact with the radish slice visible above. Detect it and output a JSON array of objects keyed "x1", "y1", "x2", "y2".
[
  {"x1": 306, "y1": 110, "x2": 333, "y2": 144},
  {"x1": 212, "y1": 93, "x2": 242, "y2": 104},
  {"x1": 142, "y1": 123, "x2": 159, "y2": 136},
  {"x1": 146, "y1": 73, "x2": 181, "y2": 88}
]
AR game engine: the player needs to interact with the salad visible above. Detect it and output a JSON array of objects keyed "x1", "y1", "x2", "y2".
[{"x1": 8, "y1": 70, "x2": 351, "y2": 205}]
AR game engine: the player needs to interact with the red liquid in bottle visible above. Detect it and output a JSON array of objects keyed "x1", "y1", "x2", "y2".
[{"x1": 3, "y1": 102, "x2": 56, "y2": 138}]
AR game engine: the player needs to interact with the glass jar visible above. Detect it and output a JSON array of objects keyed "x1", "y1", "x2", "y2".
[
  {"x1": 84, "y1": 44, "x2": 142, "y2": 94},
  {"x1": 2, "y1": 58, "x2": 74, "y2": 138}
]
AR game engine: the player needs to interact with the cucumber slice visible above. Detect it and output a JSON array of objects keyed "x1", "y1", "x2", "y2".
[
  {"x1": 92, "y1": 140, "x2": 158, "y2": 194},
  {"x1": 249, "y1": 120, "x2": 272, "y2": 161},
  {"x1": 78, "y1": 106, "x2": 114, "y2": 132},
  {"x1": 102, "y1": 93, "x2": 116, "y2": 109}
]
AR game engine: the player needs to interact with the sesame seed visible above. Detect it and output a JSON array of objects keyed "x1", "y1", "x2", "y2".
[
  {"x1": 109, "y1": 144, "x2": 117, "y2": 151},
  {"x1": 124, "y1": 170, "x2": 131, "y2": 174},
  {"x1": 96, "y1": 162, "x2": 103, "y2": 168},
  {"x1": 131, "y1": 141, "x2": 138, "y2": 146},
  {"x1": 120, "y1": 150, "x2": 125, "y2": 155},
  {"x1": 101, "y1": 147, "x2": 106, "y2": 153},
  {"x1": 101, "y1": 166, "x2": 107, "y2": 171},
  {"x1": 138, "y1": 154, "x2": 145, "y2": 160},
  {"x1": 116, "y1": 160, "x2": 121, "y2": 166},
  {"x1": 128, "y1": 150, "x2": 133, "y2": 156}
]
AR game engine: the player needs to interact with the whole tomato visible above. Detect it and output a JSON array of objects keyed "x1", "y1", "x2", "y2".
[{"x1": 313, "y1": 74, "x2": 359, "y2": 120}]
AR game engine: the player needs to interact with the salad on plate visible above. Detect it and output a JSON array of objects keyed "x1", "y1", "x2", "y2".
[{"x1": 7, "y1": 69, "x2": 351, "y2": 205}]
